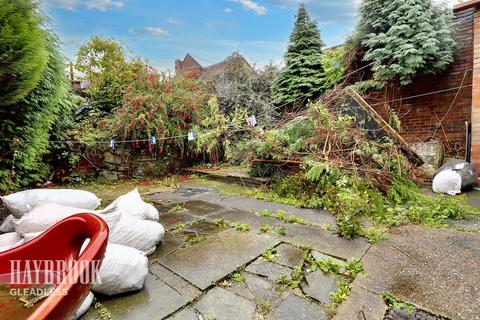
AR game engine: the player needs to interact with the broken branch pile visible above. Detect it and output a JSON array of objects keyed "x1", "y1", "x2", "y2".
[{"x1": 243, "y1": 88, "x2": 473, "y2": 239}]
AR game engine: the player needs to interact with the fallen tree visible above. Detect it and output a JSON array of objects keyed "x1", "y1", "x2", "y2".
[{"x1": 243, "y1": 88, "x2": 475, "y2": 240}]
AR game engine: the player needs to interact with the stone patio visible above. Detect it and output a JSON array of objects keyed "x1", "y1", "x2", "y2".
[
  {"x1": 82, "y1": 182, "x2": 480, "y2": 320},
  {"x1": 83, "y1": 183, "x2": 370, "y2": 319}
]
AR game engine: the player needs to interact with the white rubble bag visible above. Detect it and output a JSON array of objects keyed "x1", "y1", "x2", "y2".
[
  {"x1": 0, "y1": 214, "x2": 15, "y2": 233},
  {"x1": 109, "y1": 215, "x2": 164, "y2": 255},
  {"x1": 0, "y1": 232, "x2": 23, "y2": 252},
  {"x1": 92, "y1": 243, "x2": 148, "y2": 296},
  {"x1": 13, "y1": 203, "x2": 121, "y2": 236},
  {"x1": 73, "y1": 292, "x2": 94, "y2": 320},
  {"x1": 1, "y1": 189, "x2": 101, "y2": 218},
  {"x1": 432, "y1": 170, "x2": 462, "y2": 196},
  {"x1": 110, "y1": 189, "x2": 159, "y2": 221}
]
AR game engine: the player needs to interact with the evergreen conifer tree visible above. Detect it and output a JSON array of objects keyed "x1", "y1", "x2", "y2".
[
  {"x1": 0, "y1": 32, "x2": 80, "y2": 191},
  {"x1": 272, "y1": 4, "x2": 324, "y2": 106},
  {"x1": 355, "y1": 0, "x2": 455, "y2": 85},
  {"x1": 0, "y1": 0, "x2": 48, "y2": 105}
]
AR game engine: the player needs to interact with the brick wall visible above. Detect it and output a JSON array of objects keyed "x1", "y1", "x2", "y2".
[
  {"x1": 366, "y1": 7, "x2": 475, "y2": 159},
  {"x1": 471, "y1": 10, "x2": 480, "y2": 170}
]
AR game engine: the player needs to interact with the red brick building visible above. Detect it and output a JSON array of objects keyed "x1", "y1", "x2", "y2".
[{"x1": 366, "y1": 0, "x2": 480, "y2": 169}]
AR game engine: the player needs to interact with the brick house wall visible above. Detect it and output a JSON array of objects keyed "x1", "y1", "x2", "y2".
[
  {"x1": 471, "y1": 9, "x2": 480, "y2": 170},
  {"x1": 365, "y1": 5, "x2": 477, "y2": 161}
]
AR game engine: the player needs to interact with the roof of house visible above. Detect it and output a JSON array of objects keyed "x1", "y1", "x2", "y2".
[
  {"x1": 175, "y1": 53, "x2": 252, "y2": 78},
  {"x1": 454, "y1": 0, "x2": 480, "y2": 12},
  {"x1": 176, "y1": 54, "x2": 202, "y2": 74},
  {"x1": 200, "y1": 55, "x2": 252, "y2": 79}
]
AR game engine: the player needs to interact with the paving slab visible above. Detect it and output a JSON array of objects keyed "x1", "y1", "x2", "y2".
[
  {"x1": 194, "y1": 287, "x2": 256, "y2": 320},
  {"x1": 160, "y1": 229, "x2": 280, "y2": 290},
  {"x1": 448, "y1": 214, "x2": 480, "y2": 230},
  {"x1": 182, "y1": 200, "x2": 223, "y2": 216},
  {"x1": 226, "y1": 273, "x2": 280, "y2": 303},
  {"x1": 466, "y1": 189, "x2": 480, "y2": 208},
  {"x1": 302, "y1": 271, "x2": 338, "y2": 304},
  {"x1": 166, "y1": 308, "x2": 199, "y2": 320},
  {"x1": 158, "y1": 211, "x2": 201, "y2": 231},
  {"x1": 284, "y1": 224, "x2": 370, "y2": 260},
  {"x1": 208, "y1": 208, "x2": 285, "y2": 230},
  {"x1": 355, "y1": 225, "x2": 480, "y2": 320},
  {"x1": 245, "y1": 258, "x2": 293, "y2": 281},
  {"x1": 275, "y1": 243, "x2": 305, "y2": 268},
  {"x1": 148, "y1": 233, "x2": 186, "y2": 262},
  {"x1": 150, "y1": 186, "x2": 336, "y2": 228},
  {"x1": 311, "y1": 251, "x2": 345, "y2": 264},
  {"x1": 332, "y1": 286, "x2": 387, "y2": 320},
  {"x1": 151, "y1": 220, "x2": 228, "y2": 262},
  {"x1": 149, "y1": 263, "x2": 201, "y2": 298},
  {"x1": 179, "y1": 220, "x2": 227, "y2": 238},
  {"x1": 83, "y1": 272, "x2": 199, "y2": 320},
  {"x1": 188, "y1": 190, "x2": 336, "y2": 227},
  {"x1": 267, "y1": 293, "x2": 328, "y2": 320},
  {"x1": 148, "y1": 191, "x2": 192, "y2": 205}
]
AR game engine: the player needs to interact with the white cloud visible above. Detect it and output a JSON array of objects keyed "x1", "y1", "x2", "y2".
[
  {"x1": 167, "y1": 18, "x2": 184, "y2": 25},
  {"x1": 231, "y1": 0, "x2": 267, "y2": 15},
  {"x1": 129, "y1": 27, "x2": 171, "y2": 37},
  {"x1": 84, "y1": 0, "x2": 124, "y2": 11},
  {"x1": 224, "y1": 8, "x2": 233, "y2": 13}
]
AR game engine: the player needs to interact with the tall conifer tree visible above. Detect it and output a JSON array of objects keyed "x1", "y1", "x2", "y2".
[{"x1": 272, "y1": 5, "x2": 324, "y2": 106}]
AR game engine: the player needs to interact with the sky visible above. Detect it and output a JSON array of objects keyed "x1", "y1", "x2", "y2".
[{"x1": 40, "y1": 0, "x2": 457, "y2": 72}]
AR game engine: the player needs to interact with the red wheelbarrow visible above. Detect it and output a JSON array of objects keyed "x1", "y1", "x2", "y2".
[{"x1": 0, "y1": 213, "x2": 109, "y2": 320}]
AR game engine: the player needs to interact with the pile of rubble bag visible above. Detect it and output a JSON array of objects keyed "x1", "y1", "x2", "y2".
[
  {"x1": 0, "y1": 188, "x2": 165, "y2": 319},
  {"x1": 432, "y1": 160, "x2": 478, "y2": 195}
]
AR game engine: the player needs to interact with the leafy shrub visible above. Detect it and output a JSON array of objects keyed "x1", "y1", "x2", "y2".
[
  {"x1": 211, "y1": 52, "x2": 279, "y2": 126},
  {"x1": 320, "y1": 47, "x2": 347, "y2": 89}
]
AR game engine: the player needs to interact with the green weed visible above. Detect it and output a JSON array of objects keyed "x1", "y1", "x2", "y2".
[
  {"x1": 184, "y1": 234, "x2": 206, "y2": 244},
  {"x1": 260, "y1": 224, "x2": 273, "y2": 233},
  {"x1": 212, "y1": 219, "x2": 230, "y2": 227},
  {"x1": 344, "y1": 258, "x2": 363, "y2": 278},
  {"x1": 330, "y1": 279, "x2": 351, "y2": 304},
  {"x1": 233, "y1": 222, "x2": 250, "y2": 232},
  {"x1": 381, "y1": 292, "x2": 414, "y2": 314},
  {"x1": 275, "y1": 226, "x2": 286, "y2": 235},
  {"x1": 231, "y1": 272, "x2": 245, "y2": 283},
  {"x1": 262, "y1": 248, "x2": 278, "y2": 262},
  {"x1": 363, "y1": 226, "x2": 387, "y2": 244},
  {"x1": 314, "y1": 258, "x2": 341, "y2": 275},
  {"x1": 168, "y1": 203, "x2": 184, "y2": 213}
]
